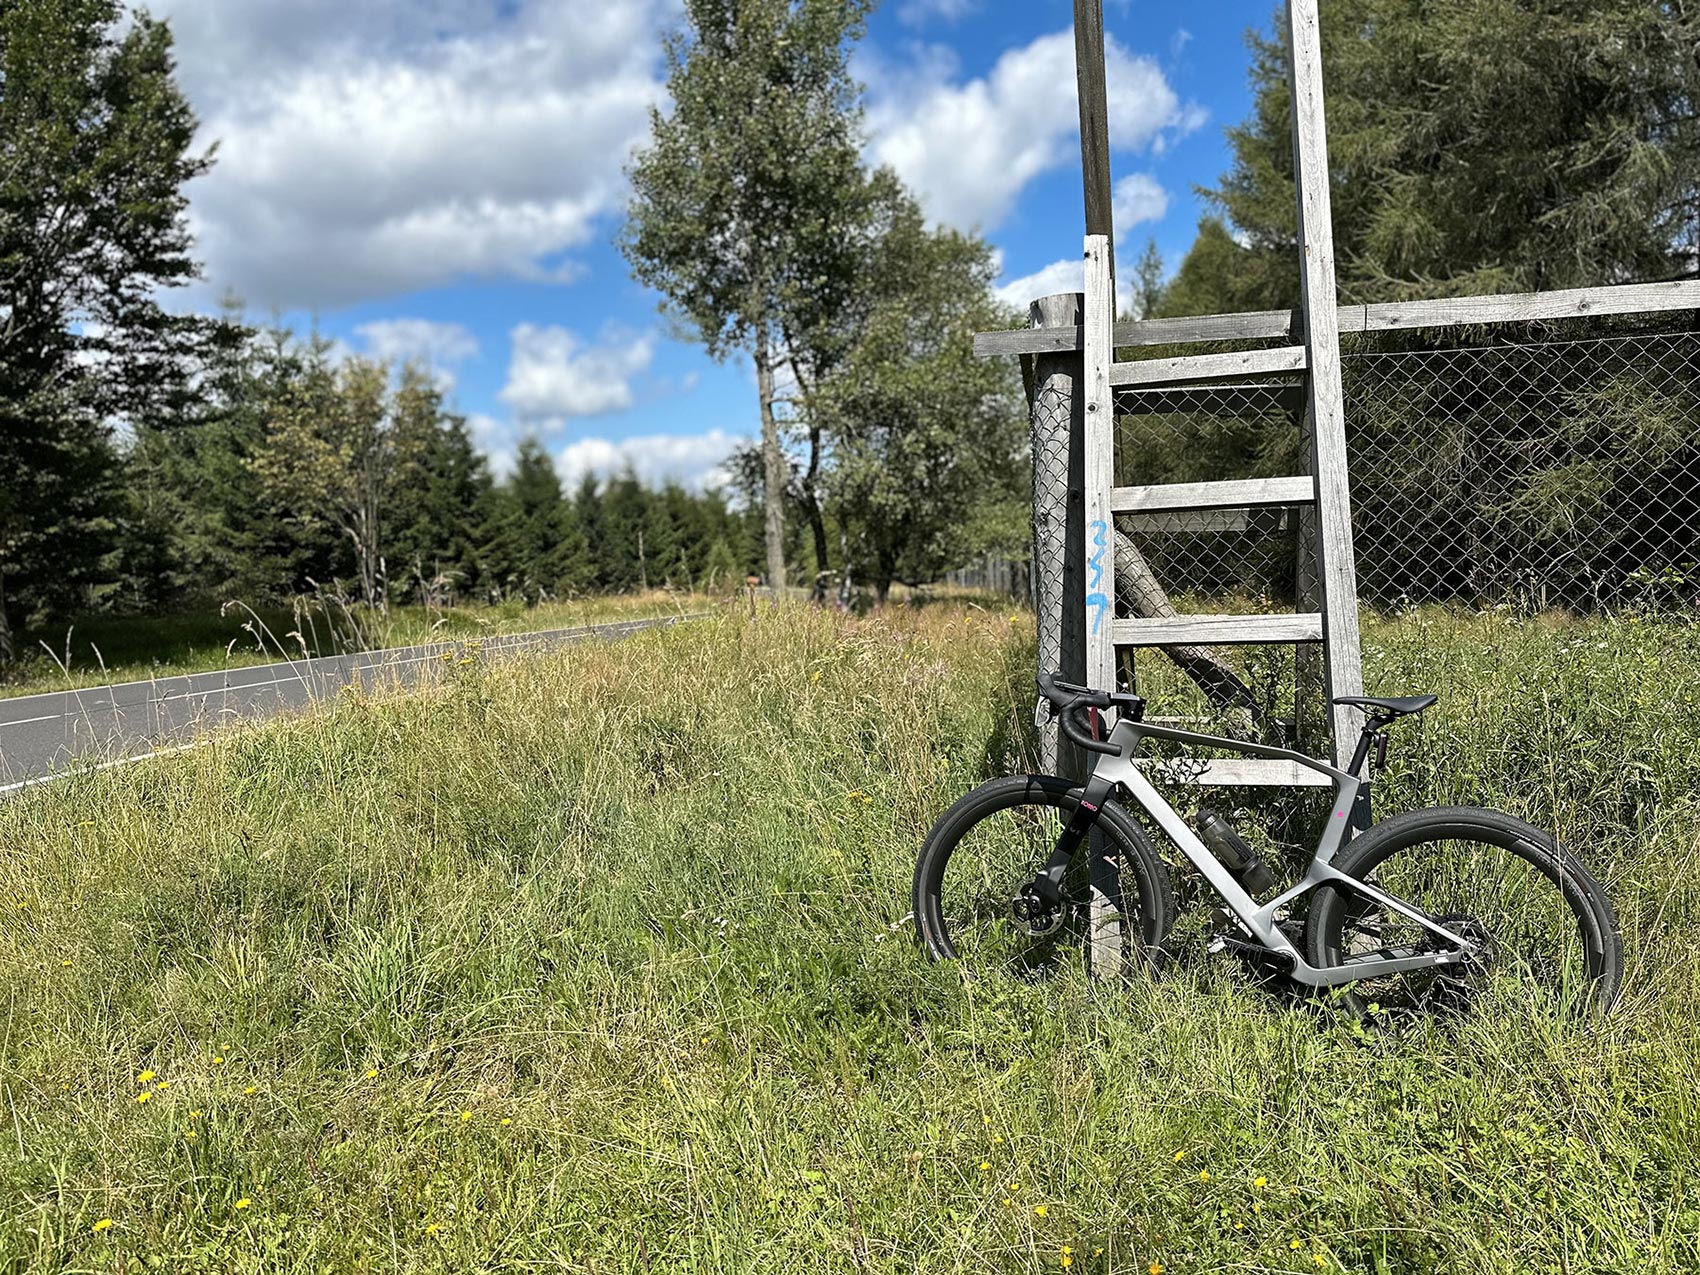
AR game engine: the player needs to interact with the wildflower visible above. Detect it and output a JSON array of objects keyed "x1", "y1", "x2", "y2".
[
  {"x1": 189, "y1": 1109, "x2": 203, "y2": 1118},
  {"x1": 234, "y1": 1198, "x2": 252, "y2": 1211},
  {"x1": 1290, "y1": 1240, "x2": 1304, "y2": 1250},
  {"x1": 979, "y1": 1161, "x2": 991, "y2": 1172},
  {"x1": 1313, "y1": 1257, "x2": 1327, "y2": 1268},
  {"x1": 426, "y1": 1223, "x2": 441, "y2": 1235},
  {"x1": 500, "y1": 1118, "x2": 512, "y2": 1127},
  {"x1": 1253, "y1": 1203, "x2": 1263, "y2": 1214},
  {"x1": 92, "y1": 1219, "x2": 114, "y2": 1233},
  {"x1": 184, "y1": 1130, "x2": 197, "y2": 1140},
  {"x1": 156, "y1": 1081, "x2": 171, "y2": 1089},
  {"x1": 61, "y1": 959, "x2": 72, "y2": 967},
  {"x1": 136, "y1": 1070, "x2": 155, "y2": 1084},
  {"x1": 365, "y1": 1068, "x2": 379, "y2": 1079},
  {"x1": 136, "y1": 1092, "x2": 152, "y2": 1104},
  {"x1": 212, "y1": 1057, "x2": 225, "y2": 1066},
  {"x1": 243, "y1": 1086, "x2": 256, "y2": 1095},
  {"x1": 1234, "y1": 1222, "x2": 1244, "y2": 1231},
  {"x1": 1061, "y1": 1247, "x2": 1073, "y2": 1257},
  {"x1": 982, "y1": 1114, "x2": 991, "y2": 1125},
  {"x1": 1061, "y1": 1257, "x2": 1072, "y2": 1270},
  {"x1": 1198, "y1": 1170, "x2": 1210, "y2": 1182},
  {"x1": 1002, "y1": 1198, "x2": 1013, "y2": 1209},
  {"x1": 1034, "y1": 1205, "x2": 1048, "y2": 1218},
  {"x1": 993, "y1": 1134, "x2": 1005, "y2": 1144},
  {"x1": 460, "y1": 1110, "x2": 472, "y2": 1122},
  {"x1": 1148, "y1": 1264, "x2": 1164, "y2": 1275},
  {"x1": 1254, "y1": 1176, "x2": 1268, "y2": 1188},
  {"x1": 1172, "y1": 1150, "x2": 1185, "y2": 1162}
]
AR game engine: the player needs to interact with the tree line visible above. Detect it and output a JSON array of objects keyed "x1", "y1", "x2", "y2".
[{"x1": 0, "y1": 0, "x2": 1028, "y2": 669}]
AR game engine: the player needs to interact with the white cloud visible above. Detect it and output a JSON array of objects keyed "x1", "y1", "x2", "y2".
[
  {"x1": 1112, "y1": 173, "x2": 1170, "y2": 240},
  {"x1": 864, "y1": 29, "x2": 1204, "y2": 232},
  {"x1": 152, "y1": 0, "x2": 668, "y2": 310},
  {"x1": 556, "y1": 429, "x2": 746, "y2": 492},
  {"x1": 498, "y1": 324, "x2": 656, "y2": 428},
  {"x1": 356, "y1": 318, "x2": 479, "y2": 390},
  {"x1": 897, "y1": 0, "x2": 978, "y2": 27},
  {"x1": 994, "y1": 257, "x2": 1123, "y2": 315},
  {"x1": 995, "y1": 258, "x2": 1082, "y2": 310}
]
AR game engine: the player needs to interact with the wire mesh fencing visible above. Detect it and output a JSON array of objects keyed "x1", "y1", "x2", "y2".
[{"x1": 1111, "y1": 313, "x2": 1700, "y2": 615}]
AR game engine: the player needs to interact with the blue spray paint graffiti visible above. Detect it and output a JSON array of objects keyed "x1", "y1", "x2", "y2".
[{"x1": 1086, "y1": 519, "x2": 1109, "y2": 637}]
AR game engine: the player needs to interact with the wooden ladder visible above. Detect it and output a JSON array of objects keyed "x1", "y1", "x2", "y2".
[{"x1": 1079, "y1": 9, "x2": 1363, "y2": 778}]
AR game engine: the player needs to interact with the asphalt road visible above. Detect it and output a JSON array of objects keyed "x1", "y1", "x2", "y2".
[{"x1": 0, "y1": 614, "x2": 700, "y2": 793}]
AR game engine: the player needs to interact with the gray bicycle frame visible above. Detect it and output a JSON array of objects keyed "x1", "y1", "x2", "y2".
[{"x1": 1087, "y1": 715, "x2": 1478, "y2": 988}]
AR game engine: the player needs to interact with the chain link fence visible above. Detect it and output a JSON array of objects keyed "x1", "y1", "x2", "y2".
[{"x1": 1110, "y1": 313, "x2": 1700, "y2": 614}]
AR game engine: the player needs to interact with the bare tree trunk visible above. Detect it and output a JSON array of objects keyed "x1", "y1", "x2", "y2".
[
  {"x1": 755, "y1": 326, "x2": 787, "y2": 599},
  {"x1": 0, "y1": 570, "x2": 13, "y2": 666}
]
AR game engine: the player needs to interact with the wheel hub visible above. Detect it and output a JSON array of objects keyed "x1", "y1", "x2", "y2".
[{"x1": 1011, "y1": 885, "x2": 1065, "y2": 938}]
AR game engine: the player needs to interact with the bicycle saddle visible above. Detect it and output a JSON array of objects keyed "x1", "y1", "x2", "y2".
[{"x1": 1333, "y1": 694, "x2": 1437, "y2": 718}]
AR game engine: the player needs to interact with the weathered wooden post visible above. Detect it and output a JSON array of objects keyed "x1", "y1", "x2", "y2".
[{"x1": 1287, "y1": 0, "x2": 1365, "y2": 765}]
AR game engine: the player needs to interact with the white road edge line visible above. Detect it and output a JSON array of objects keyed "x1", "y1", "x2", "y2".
[{"x1": 0, "y1": 742, "x2": 209, "y2": 796}]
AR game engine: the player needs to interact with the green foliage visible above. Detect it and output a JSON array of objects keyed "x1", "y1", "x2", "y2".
[
  {"x1": 1162, "y1": 0, "x2": 1700, "y2": 316},
  {"x1": 0, "y1": 0, "x2": 233, "y2": 657},
  {"x1": 1, "y1": 605, "x2": 1697, "y2": 1270},
  {"x1": 816, "y1": 199, "x2": 1028, "y2": 600}
]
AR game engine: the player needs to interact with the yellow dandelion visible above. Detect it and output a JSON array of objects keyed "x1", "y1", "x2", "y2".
[
  {"x1": 460, "y1": 1110, "x2": 472, "y2": 1122},
  {"x1": 243, "y1": 1086, "x2": 256, "y2": 1095},
  {"x1": 135, "y1": 1092, "x2": 152, "y2": 1104},
  {"x1": 993, "y1": 1134, "x2": 1005, "y2": 1144},
  {"x1": 1094, "y1": 1250, "x2": 1104, "y2": 1259},
  {"x1": 1061, "y1": 1248, "x2": 1073, "y2": 1257},
  {"x1": 1290, "y1": 1240, "x2": 1304, "y2": 1251},
  {"x1": 365, "y1": 1068, "x2": 379, "y2": 1079},
  {"x1": 212, "y1": 1057, "x2": 224, "y2": 1066},
  {"x1": 189, "y1": 1109, "x2": 203, "y2": 1118},
  {"x1": 1034, "y1": 1205, "x2": 1048, "y2": 1218},
  {"x1": 234, "y1": 1198, "x2": 252, "y2": 1211},
  {"x1": 1061, "y1": 1259, "x2": 1072, "y2": 1270},
  {"x1": 1172, "y1": 1150, "x2": 1185, "y2": 1162},
  {"x1": 1253, "y1": 1203, "x2": 1264, "y2": 1214},
  {"x1": 136, "y1": 1070, "x2": 155, "y2": 1084},
  {"x1": 1234, "y1": 1222, "x2": 1244, "y2": 1231},
  {"x1": 425, "y1": 1223, "x2": 440, "y2": 1235},
  {"x1": 982, "y1": 1114, "x2": 991, "y2": 1125},
  {"x1": 91, "y1": 1219, "x2": 114, "y2": 1233},
  {"x1": 156, "y1": 1080, "x2": 171, "y2": 1089},
  {"x1": 184, "y1": 1130, "x2": 197, "y2": 1140},
  {"x1": 1001, "y1": 1198, "x2": 1013, "y2": 1209},
  {"x1": 1198, "y1": 1170, "x2": 1210, "y2": 1182},
  {"x1": 1254, "y1": 1175, "x2": 1268, "y2": 1188},
  {"x1": 1148, "y1": 1264, "x2": 1164, "y2": 1275},
  {"x1": 61, "y1": 959, "x2": 72, "y2": 967},
  {"x1": 1313, "y1": 1256, "x2": 1327, "y2": 1268}
]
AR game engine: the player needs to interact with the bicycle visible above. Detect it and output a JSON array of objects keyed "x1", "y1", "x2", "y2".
[{"x1": 912, "y1": 673, "x2": 1623, "y2": 1016}]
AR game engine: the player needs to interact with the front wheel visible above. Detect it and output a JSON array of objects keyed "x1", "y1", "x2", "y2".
[
  {"x1": 1306, "y1": 806, "x2": 1623, "y2": 1018},
  {"x1": 913, "y1": 775, "x2": 1174, "y2": 980}
]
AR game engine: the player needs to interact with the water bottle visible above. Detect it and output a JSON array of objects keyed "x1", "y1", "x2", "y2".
[{"x1": 1197, "y1": 808, "x2": 1277, "y2": 894}]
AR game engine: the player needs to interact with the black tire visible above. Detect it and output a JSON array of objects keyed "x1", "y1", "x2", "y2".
[
  {"x1": 1305, "y1": 806, "x2": 1623, "y2": 1017},
  {"x1": 913, "y1": 775, "x2": 1175, "y2": 978}
]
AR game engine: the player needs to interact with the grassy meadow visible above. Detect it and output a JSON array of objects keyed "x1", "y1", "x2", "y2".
[
  {"x1": 2, "y1": 591, "x2": 709, "y2": 699},
  {"x1": 1, "y1": 602, "x2": 1697, "y2": 1272}
]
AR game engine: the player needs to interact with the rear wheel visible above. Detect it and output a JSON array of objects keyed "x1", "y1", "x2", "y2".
[
  {"x1": 1305, "y1": 806, "x2": 1622, "y2": 1018},
  {"x1": 913, "y1": 775, "x2": 1174, "y2": 980}
]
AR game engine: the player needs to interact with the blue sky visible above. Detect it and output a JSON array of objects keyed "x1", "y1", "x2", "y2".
[{"x1": 152, "y1": 0, "x2": 1276, "y2": 487}]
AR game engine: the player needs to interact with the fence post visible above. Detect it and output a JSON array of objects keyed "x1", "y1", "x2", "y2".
[{"x1": 1027, "y1": 292, "x2": 1086, "y2": 776}]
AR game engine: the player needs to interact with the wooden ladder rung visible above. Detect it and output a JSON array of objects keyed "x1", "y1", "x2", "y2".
[
  {"x1": 1108, "y1": 345, "x2": 1308, "y2": 389},
  {"x1": 1136, "y1": 758, "x2": 1334, "y2": 787},
  {"x1": 1110, "y1": 476, "x2": 1314, "y2": 515},
  {"x1": 1113, "y1": 613, "x2": 1324, "y2": 646}
]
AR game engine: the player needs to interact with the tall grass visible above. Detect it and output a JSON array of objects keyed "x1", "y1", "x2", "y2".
[
  {"x1": 2, "y1": 591, "x2": 705, "y2": 699},
  {"x1": 0, "y1": 604, "x2": 1695, "y2": 1272}
]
